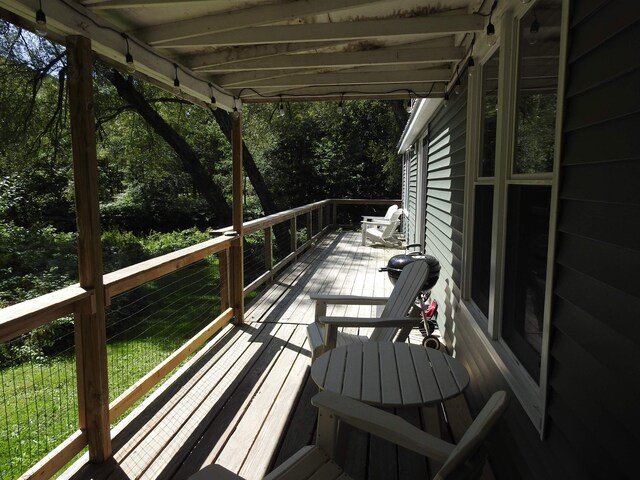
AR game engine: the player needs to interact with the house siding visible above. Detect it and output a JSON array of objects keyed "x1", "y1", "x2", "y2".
[
  {"x1": 456, "y1": 1, "x2": 640, "y2": 479},
  {"x1": 544, "y1": 0, "x2": 640, "y2": 477},
  {"x1": 405, "y1": 147, "x2": 419, "y2": 244},
  {"x1": 425, "y1": 78, "x2": 467, "y2": 348}
]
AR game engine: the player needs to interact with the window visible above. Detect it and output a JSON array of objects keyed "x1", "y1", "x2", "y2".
[
  {"x1": 470, "y1": 49, "x2": 499, "y2": 318},
  {"x1": 465, "y1": 0, "x2": 565, "y2": 431}
]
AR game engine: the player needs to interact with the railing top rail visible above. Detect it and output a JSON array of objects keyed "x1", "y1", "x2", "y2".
[
  {"x1": 104, "y1": 234, "x2": 235, "y2": 300},
  {"x1": 212, "y1": 199, "x2": 331, "y2": 236},
  {"x1": 328, "y1": 198, "x2": 400, "y2": 205},
  {"x1": 0, "y1": 285, "x2": 91, "y2": 343}
]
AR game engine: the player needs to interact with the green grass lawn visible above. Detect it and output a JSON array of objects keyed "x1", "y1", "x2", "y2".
[{"x1": 0, "y1": 260, "x2": 224, "y2": 479}]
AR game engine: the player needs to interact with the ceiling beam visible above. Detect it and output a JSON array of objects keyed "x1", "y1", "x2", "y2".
[
  {"x1": 187, "y1": 41, "x2": 339, "y2": 71},
  {"x1": 160, "y1": 14, "x2": 485, "y2": 48},
  {"x1": 219, "y1": 69, "x2": 452, "y2": 88},
  {"x1": 84, "y1": 1, "x2": 216, "y2": 9},
  {"x1": 136, "y1": 0, "x2": 386, "y2": 45},
  {"x1": 237, "y1": 83, "x2": 447, "y2": 101},
  {"x1": 199, "y1": 47, "x2": 465, "y2": 73}
]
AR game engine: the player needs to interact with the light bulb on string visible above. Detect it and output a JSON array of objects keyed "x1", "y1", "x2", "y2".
[
  {"x1": 122, "y1": 35, "x2": 135, "y2": 74},
  {"x1": 172, "y1": 64, "x2": 181, "y2": 94},
  {"x1": 454, "y1": 66, "x2": 461, "y2": 95},
  {"x1": 208, "y1": 83, "x2": 217, "y2": 110},
  {"x1": 443, "y1": 92, "x2": 450, "y2": 107},
  {"x1": 337, "y1": 100, "x2": 343, "y2": 114},
  {"x1": 468, "y1": 56, "x2": 475, "y2": 77},
  {"x1": 35, "y1": 0, "x2": 47, "y2": 37},
  {"x1": 278, "y1": 101, "x2": 285, "y2": 117},
  {"x1": 406, "y1": 98, "x2": 412, "y2": 113},
  {"x1": 529, "y1": 11, "x2": 540, "y2": 45},
  {"x1": 486, "y1": 21, "x2": 496, "y2": 46}
]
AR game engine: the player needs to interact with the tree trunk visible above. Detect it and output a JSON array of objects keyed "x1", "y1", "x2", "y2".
[{"x1": 106, "y1": 70, "x2": 231, "y2": 226}]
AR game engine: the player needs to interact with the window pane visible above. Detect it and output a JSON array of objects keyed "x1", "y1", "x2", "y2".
[
  {"x1": 471, "y1": 185, "x2": 494, "y2": 317},
  {"x1": 513, "y1": 2, "x2": 562, "y2": 174},
  {"x1": 502, "y1": 185, "x2": 551, "y2": 382},
  {"x1": 481, "y1": 49, "x2": 499, "y2": 177}
]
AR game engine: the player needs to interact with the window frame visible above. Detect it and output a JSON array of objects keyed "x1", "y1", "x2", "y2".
[{"x1": 462, "y1": 1, "x2": 570, "y2": 437}]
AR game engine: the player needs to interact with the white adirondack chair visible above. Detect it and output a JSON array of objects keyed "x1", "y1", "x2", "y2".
[
  {"x1": 361, "y1": 203, "x2": 398, "y2": 223},
  {"x1": 306, "y1": 258, "x2": 429, "y2": 361},
  {"x1": 189, "y1": 390, "x2": 509, "y2": 480},
  {"x1": 361, "y1": 208, "x2": 404, "y2": 247}
]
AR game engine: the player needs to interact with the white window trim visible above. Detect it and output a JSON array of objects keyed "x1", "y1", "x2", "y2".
[{"x1": 461, "y1": 0, "x2": 570, "y2": 438}]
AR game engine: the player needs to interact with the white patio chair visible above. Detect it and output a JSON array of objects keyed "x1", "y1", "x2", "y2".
[
  {"x1": 189, "y1": 389, "x2": 509, "y2": 480},
  {"x1": 361, "y1": 208, "x2": 404, "y2": 247},
  {"x1": 306, "y1": 258, "x2": 429, "y2": 361},
  {"x1": 361, "y1": 203, "x2": 398, "y2": 224}
]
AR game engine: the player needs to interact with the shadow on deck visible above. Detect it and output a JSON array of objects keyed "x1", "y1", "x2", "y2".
[{"x1": 62, "y1": 232, "x2": 405, "y2": 480}]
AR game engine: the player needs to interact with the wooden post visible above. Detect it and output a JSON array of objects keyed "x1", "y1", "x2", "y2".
[
  {"x1": 67, "y1": 35, "x2": 112, "y2": 462},
  {"x1": 231, "y1": 110, "x2": 244, "y2": 324},
  {"x1": 307, "y1": 211, "x2": 313, "y2": 242}
]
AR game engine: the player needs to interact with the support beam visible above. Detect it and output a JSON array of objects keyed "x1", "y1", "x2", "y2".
[
  {"x1": 66, "y1": 35, "x2": 112, "y2": 463},
  {"x1": 230, "y1": 111, "x2": 244, "y2": 324},
  {"x1": 219, "y1": 69, "x2": 452, "y2": 88},
  {"x1": 161, "y1": 15, "x2": 485, "y2": 47},
  {"x1": 136, "y1": 0, "x2": 386, "y2": 44},
  {"x1": 201, "y1": 46, "x2": 465, "y2": 73}
]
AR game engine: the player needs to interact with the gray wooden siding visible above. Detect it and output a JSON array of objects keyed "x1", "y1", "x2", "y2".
[
  {"x1": 455, "y1": 2, "x2": 640, "y2": 479},
  {"x1": 425, "y1": 78, "x2": 467, "y2": 347},
  {"x1": 545, "y1": 0, "x2": 640, "y2": 477},
  {"x1": 405, "y1": 149, "x2": 419, "y2": 244}
]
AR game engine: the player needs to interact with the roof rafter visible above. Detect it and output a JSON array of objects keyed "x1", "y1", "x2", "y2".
[
  {"x1": 160, "y1": 14, "x2": 485, "y2": 48},
  {"x1": 135, "y1": 0, "x2": 387, "y2": 45},
  {"x1": 237, "y1": 83, "x2": 447, "y2": 101},
  {"x1": 219, "y1": 69, "x2": 452, "y2": 88},
  {"x1": 199, "y1": 47, "x2": 466, "y2": 73},
  {"x1": 85, "y1": 0, "x2": 217, "y2": 9}
]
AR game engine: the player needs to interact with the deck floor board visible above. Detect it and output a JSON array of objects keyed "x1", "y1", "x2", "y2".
[{"x1": 63, "y1": 232, "x2": 448, "y2": 480}]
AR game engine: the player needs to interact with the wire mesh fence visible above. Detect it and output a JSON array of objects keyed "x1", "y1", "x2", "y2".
[
  {"x1": 106, "y1": 256, "x2": 222, "y2": 405},
  {"x1": 272, "y1": 222, "x2": 292, "y2": 263},
  {"x1": 243, "y1": 231, "x2": 266, "y2": 287},
  {"x1": 0, "y1": 320, "x2": 79, "y2": 478}
]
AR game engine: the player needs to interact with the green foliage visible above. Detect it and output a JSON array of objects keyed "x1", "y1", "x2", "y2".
[
  {"x1": 246, "y1": 100, "x2": 403, "y2": 209},
  {"x1": 515, "y1": 93, "x2": 557, "y2": 174}
]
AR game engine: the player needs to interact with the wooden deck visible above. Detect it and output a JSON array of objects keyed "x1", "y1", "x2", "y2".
[{"x1": 61, "y1": 232, "x2": 464, "y2": 480}]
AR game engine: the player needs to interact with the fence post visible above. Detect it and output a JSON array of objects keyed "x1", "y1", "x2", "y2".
[
  {"x1": 231, "y1": 110, "x2": 244, "y2": 324},
  {"x1": 307, "y1": 211, "x2": 313, "y2": 243},
  {"x1": 67, "y1": 35, "x2": 112, "y2": 462}
]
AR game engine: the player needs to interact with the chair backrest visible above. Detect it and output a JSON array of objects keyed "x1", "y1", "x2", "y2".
[
  {"x1": 379, "y1": 208, "x2": 404, "y2": 239},
  {"x1": 369, "y1": 259, "x2": 429, "y2": 342},
  {"x1": 434, "y1": 391, "x2": 509, "y2": 480},
  {"x1": 383, "y1": 204, "x2": 399, "y2": 220}
]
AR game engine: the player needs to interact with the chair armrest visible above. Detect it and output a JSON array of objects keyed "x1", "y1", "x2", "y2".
[
  {"x1": 362, "y1": 215, "x2": 386, "y2": 222},
  {"x1": 319, "y1": 316, "x2": 421, "y2": 328},
  {"x1": 309, "y1": 293, "x2": 389, "y2": 305},
  {"x1": 312, "y1": 390, "x2": 454, "y2": 462}
]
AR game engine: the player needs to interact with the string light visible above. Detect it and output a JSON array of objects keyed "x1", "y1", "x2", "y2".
[
  {"x1": 208, "y1": 83, "x2": 217, "y2": 109},
  {"x1": 467, "y1": 34, "x2": 476, "y2": 77},
  {"x1": 337, "y1": 97, "x2": 344, "y2": 114},
  {"x1": 443, "y1": 92, "x2": 450, "y2": 107},
  {"x1": 454, "y1": 66, "x2": 461, "y2": 95},
  {"x1": 529, "y1": 10, "x2": 540, "y2": 45},
  {"x1": 406, "y1": 98, "x2": 412, "y2": 113},
  {"x1": 486, "y1": 1, "x2": 497, "y2": 46},
  {"x1": 121, "y1": 34, "x2": 135, "y2": 74},
  {"x1": 278, "y1": 98, "x2": 285, "y2": 117},
  {"x1": 35, "y1": 0, "x2": 47, "y2": 37},
  {"x1": 172, "y1": 63, "x2": 181, "y2": 94}
]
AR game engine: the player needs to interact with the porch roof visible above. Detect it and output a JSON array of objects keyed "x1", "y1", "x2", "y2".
[{"x1": 0, "y1": 0, "x2": 486, "y2": 110}]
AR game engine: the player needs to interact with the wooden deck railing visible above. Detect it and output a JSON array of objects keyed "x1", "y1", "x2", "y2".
[{"x1": 0, "y1": 198, "x2": 397, "y2": 479}]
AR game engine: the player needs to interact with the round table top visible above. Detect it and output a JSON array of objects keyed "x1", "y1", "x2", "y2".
[{"x1": 311, "y1": 342, "x2": 470, "y2": 407}]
